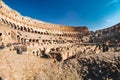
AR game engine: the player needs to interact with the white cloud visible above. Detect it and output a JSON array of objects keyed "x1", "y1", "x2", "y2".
[
  {"x1": 105, "y1": 11, "x2": 120, "y2": 24},
  {"x1": 107, "y1": 0, "x2": 119, "y2": 6},
  {"x1": 99, "y1": 11, "x2": 120, "y2": 30}
]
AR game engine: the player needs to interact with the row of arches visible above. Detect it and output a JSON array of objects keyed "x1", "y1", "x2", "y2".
[
  {"x1": 0, "y1": 18, "x2": 82, "y2": 38},
  {"x1": 17, "y1": 37, "x2": 72, "y2": 46}
]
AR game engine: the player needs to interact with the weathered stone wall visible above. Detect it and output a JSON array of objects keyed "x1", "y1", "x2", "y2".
[
  {"x1": 0, "y1": 0, "x2": 89, "y2": 60},
  {"x1": 75, "y1": 26, "x2": 89, "y2": 33},
  {"x1": 0, "y1": 1, "x2": 89, "y2": 32},
  {"x1": 94, "y1": 23, "x2": 120, "y2": 43}
]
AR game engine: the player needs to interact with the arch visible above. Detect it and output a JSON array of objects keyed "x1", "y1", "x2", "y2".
[
  {"x1": 17, "y1": 35, "x2": 20, "y2": 43},
  {"x1": 30, "y1": 28, "x2": 34, "y2": 33},
  {"x1": 27, "y1": 28, "x2": 31, "y2": 32},
  {"x1": 29, "y1": 39, "x2": 32, "y2": 42},
  {"x1": 42, "y1": 40, "x2": 45, "y2": 43},
  {"x1": 17, "y1": 25, "x2": 20, "y2": 30},
  {"x1": 21, "y1": 38, "x2": 24, "y2": 44},
  {"x1": 59, "y1": 34, "x2": 61, "y2": 36},
  {"x1": 46, "y1": 42, "x2": 49, "y2": 45},
  {"x1": 36, "y1": 39, "x2": 39, "y2": 42},
  {"x1": 46, "y1": 31, "x2": 49, "y2": 35},
  {"x1": 20, "y1": 38, "x2": 26, "y2": 44},
  {"x1": 44, "y1": 32, "x2": 46, "y2": 35},
  {"x1": 68, "y1": 33, "x2": 71, "y2": 37},
  {"x1": 49, "y1": 40, "x2": 52, "y2": 44},
  {"x1": 1, "y1": 18, "x2": 6, "y2": 24},
  {"x1": 20, "y1": 26, "x2": 23, "y2": 31},
  {"x1": 4, "y1": 19, "x2": 9, "y2": 25},
  {"x1": 53, "y1": 40, "x2": 55, "y2": 42},
  {"x1": 0, "y1": 33, "x2": 2, "y2": 36},
  {"x1": 24, "y1": 38, "x2": 26, "y2": 44},
  {"x1": 33, "y1": 39, "x2": 35, "y2": 42},
  {"x1": 9, "y1": 22, "x2": 14, "y2": 28},
  {"x1": 24, "y1": 27, "x2": 27, "y2": 31},
  {"x1": 13, "y1": 23, "x2": 17, "y2": 29},
  {"x1": 63, "y1": 33, "x2": 67, "y2": 37},
  {"x1": 38, "y1": 31, "x2": 40, "y2": 34},
  {"x1": 41, "y1": 42, "x2": 43, "y2": 45},
  {"x1": 35, "y1": 30, "x2": 37, "y2": 34},
  {"x1": 41, "y1": 32, "x2": 43, "y2": 35}
]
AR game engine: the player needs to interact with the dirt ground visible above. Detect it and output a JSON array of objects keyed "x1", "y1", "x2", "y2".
[{"x1": 0, "y1": 48, "x2": 120, "y2": 80}]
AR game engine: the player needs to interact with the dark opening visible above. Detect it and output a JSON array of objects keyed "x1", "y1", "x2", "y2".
[{"x1": 0, "y1": 33, "x2": 2, "y2": 36}]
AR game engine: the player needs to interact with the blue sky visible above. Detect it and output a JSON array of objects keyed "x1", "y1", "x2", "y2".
[{"x1": 3, "y1": 0, "x2": 120, "y2": 31}]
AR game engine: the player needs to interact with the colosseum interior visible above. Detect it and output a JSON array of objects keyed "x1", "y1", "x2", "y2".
[{"x1": 0, "y1": 0, "x2": 120, "y2": 61}]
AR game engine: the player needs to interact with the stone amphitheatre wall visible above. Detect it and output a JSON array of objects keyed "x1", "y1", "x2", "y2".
[
  {"x1": 0, "y1": 1, "x2": 88, "y2": 32},
  {"x1": 95, "y1": 23, "x2": 120, "y2": 36},
  {"x1": 0, "y1": 0, "x2": 89, "y2": 60},
  {"x1": 94, "y1": 23, "x2": 120, "y2": 43}
]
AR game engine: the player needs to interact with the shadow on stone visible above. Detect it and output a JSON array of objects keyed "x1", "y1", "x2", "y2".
[{"x1": 0, "y1": 77, "x2": 2, "y2": 80}]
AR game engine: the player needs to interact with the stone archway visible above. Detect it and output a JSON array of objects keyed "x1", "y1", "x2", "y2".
[
  {"x1": 35, "y1": 30, "x2": 37, "y2": 34},
  {"x1": 1, "y1": 18, "x2": 6, "y2": 23},
  {"x1": 24, "y1": 38, "x2": 26, "y2": 45},
  {"x1": 21, "y1": 38, "x2": 24, "y2": 44},
  {"x1": 20, "y1": 26, "x2": 23, "y2": 31},
  {"x1": 30, "y1": 28, "x2": 34, "y2": 33},
  {"x1": 41, "y1": 32, "x2": 43, "y2": 35},
  {"x1": 38, "y1": 31, "x2": 40, "y2": 34},
  {"x1": 16, "y1": 25, "x2": 19, "y2": 30},
  {"x1": 18, "y1": 25, "x2": 21, "y2": 30},
  {"x1": 24, "y1": 27, "x2": 27, "y2": 31},
  {"x1": 27, "y1": 28, "x2": 31, "y2": 32},
  {"x1": 4, "y1": 19, "x2": 9, "y2": 25},
  {"x1": 29, "y1": 39, "x2": 32, "y2": 42},
  {"x1": 17, "y1": 35, "x2": 20, "y2": 43},
  {"x1": 13, "y1": 23, "x2": 17, "y2": 29},
  {"x1": 9, "y1": 22, "x2": 13, "y2": 28}
]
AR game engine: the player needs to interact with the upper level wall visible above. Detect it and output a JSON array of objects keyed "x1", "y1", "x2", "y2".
[
  {"x1": 0, "y1": 0, "x2": 89, "y2": 33},
  {"x1": 75, "y1": 27, "x2": 89, "y2": 33},
  {"x1": 95, "y1": 23, "x2": 120, "y2": 35}
]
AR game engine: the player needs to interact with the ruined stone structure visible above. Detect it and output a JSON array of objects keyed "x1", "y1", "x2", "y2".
[
  {"x1": 0, "y1": 0, "x2": 89, "y2": 60},
  {"x1": 95, "y1": 23, "x2": 120, "y2": 43}
]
